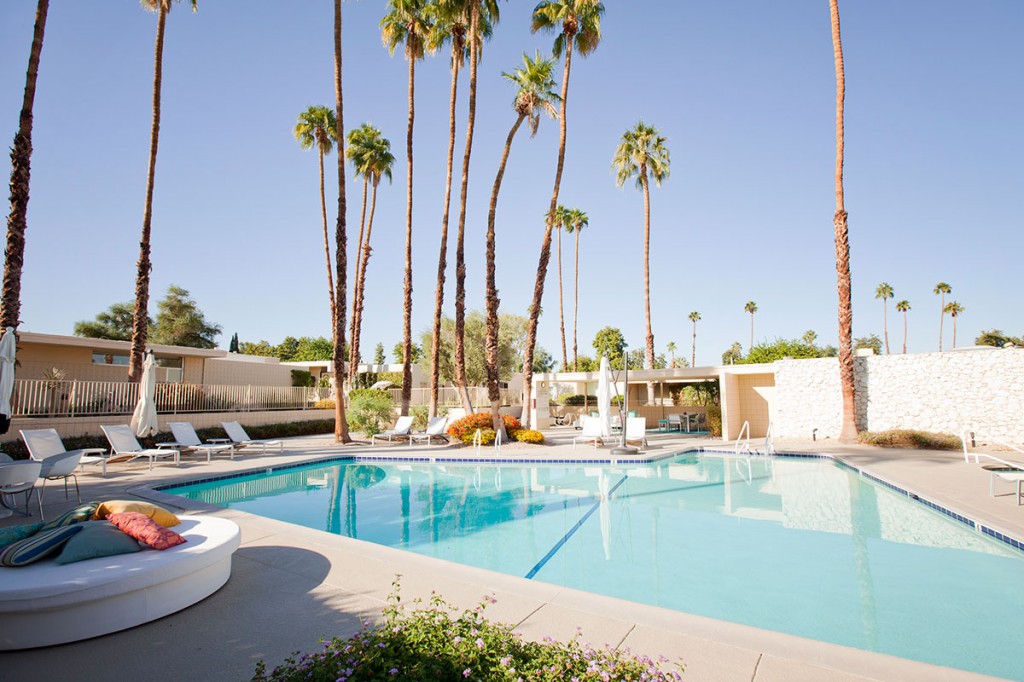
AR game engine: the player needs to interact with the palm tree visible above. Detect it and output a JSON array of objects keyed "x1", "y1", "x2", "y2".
[
  {"x1": 521, "y1": 0, "x2": 604, "y2": 427},
  {"x1": 743, "y1": 301, "x2": 757, "y2": 351},
  {"x1": 874, "y1": 282, "x2": 893, "y2": 354},
  {"x1": 613, "y1": 121, "x2": 669, "y2": 404},
  {"x1": 802, "y1": 329, "x2": 818, "y2": 347},
  {"x1": 331, "y1": 0, "x2": 351, "y2": 443},
  {"x1": 565, "y1": 206, "x2": 587, "y2": 370},
  {"x1": 549, "y1": 204, "x2": 570, "y2": 370},
  {"x1": 129, "y1": 0, "x2": 198, "y2": 382},
  {"x1": 688, "y1": 311, "x2": 701, "y2": 367},
  {"x1": 830, "y1": 0, "x2": 856, "y2": 442},
  {"x1": 484, "y1": 52, "x2": 559, "y2": 431},
  {"x1": 294, "y1": 106, "x2": 339, "y2": 330},
  {"x1": 2, "y1": 0, "x2": 49, "y2": 332},
  {"x1": 665, "y1": 341, "x2": 677, "y2": 369},
  {"x1": 346, "y1": 125, "x2": 394, "y2": 385},
  {"x1": 944, "y1": 301, "x2": 964, "y2": 348},
  {"x1": 381, "y1": 0, "x2": 432, "y2": 416},
  {"x1": 934, "y1": 282, "x2": 951, "y2": 351},
  {"x1": 895, "y1": 299, "x2": 910, "y2": 353}
]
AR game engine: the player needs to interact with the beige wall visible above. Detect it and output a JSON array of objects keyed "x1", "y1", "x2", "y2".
[
  {"x1": 203, "y1": 357, "x2": 296, "y2": 387},
  {"x1": 720, "y1": 372, "x2": 774, "y2": 440},
  {"x1": 18, "y1": 340, "x2": 207, "y2": 384}
]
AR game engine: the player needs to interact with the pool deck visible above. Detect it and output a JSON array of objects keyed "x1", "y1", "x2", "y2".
[{"x1": 2, "y1": 428, "x2": 1021, "y2": 682}]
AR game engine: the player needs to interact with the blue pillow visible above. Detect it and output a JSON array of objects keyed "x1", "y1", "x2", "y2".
[
  {"x1": 0, "y1": 524, "x2": 84, "y2": 567},
  {"x1": 0, "y1": 523, "x2": 44, "y2": 550},
  {"x1": 38, "y1": 501, "x2": 100, "y2": 533},
  {"x1": 55, "y1": 521, "x2": 142, "y2": 565}
]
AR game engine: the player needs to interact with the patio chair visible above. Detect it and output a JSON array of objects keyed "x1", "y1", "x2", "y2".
[
  {"x1": 625, "y1": 417, "x2": 648, "y2": 449},
  {"x1": 573, "y1": 417, "x2": 603, "y2": 450},
  {"x1": 167, "y1": 422, "x2": 237, "y2": 462},
  {"x1": 220, "y1": 421, "x2": 284, "y2": 455},
  {"x1": 21, "y1": 428, "x2": 132, "y2": 480},
  {"x1": 371, "y1": 415, "x2": 415, "y2": 446},
  {"x1": 411, "y1": 416, "x2": 450, "y2": 446},
  {"x1": 100, "y1": 425, "x2": 181, "y2": 470},
  {"x1": 0, "y1": 460, "x2": 43, "y2": 519},
  {"x1": 666, "y1": 414, "x2": 683, "y2": 432}
]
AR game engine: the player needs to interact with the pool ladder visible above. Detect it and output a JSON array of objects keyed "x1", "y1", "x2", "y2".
[
  {"x1": 472, "y1": 427, "x2": 503, "y2": 457},
  {"x1": 734, "y1": 421, "x2": 775, "y2": 456}
]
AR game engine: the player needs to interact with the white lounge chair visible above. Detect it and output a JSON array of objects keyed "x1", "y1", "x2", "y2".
[
  {"x1": 666, "y1": 414, "x2": 683, "y2": 432},
  {"x1": 371, "y1": 415, "x2": 415, "y2": 445},
  {"x1": 411, "y1": 416, "x2": 450, "y2": 445},
  {"x1": 167, "y1": 422, "x2": 236, "y2": 462},
  {"x1": 220, "y1": 421, "x2": 284, "y2": 455},
  {"x1": 100, "y1": 425, "x2": 180, "y2": 470},
  {"x1": 20, "y1": 428, "x2": 112, "y2": 502},
  {"x1": 625, "y1": 417, "x2": 648, "y2": 448},
  {"x1": 573, "y1": 417, "x2": 603, "y2": 449},
  {"x1": 0, "y1": 460, "x2": 43, "y2": 519}
]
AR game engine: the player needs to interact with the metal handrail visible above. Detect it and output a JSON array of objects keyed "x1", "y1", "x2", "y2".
[{"x1": 734, "y1": 421, "x2": 751, "y2": 455}]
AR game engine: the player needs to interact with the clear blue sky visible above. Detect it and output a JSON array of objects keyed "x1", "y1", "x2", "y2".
[{"x1": 1, "y1": 1, "x2": 1021, "y2": 367}]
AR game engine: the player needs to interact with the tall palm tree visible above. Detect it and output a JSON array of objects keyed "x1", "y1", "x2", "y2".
[
  {"x1": 665, "y1": 341, "x2": 677, "y2": 368},
  {"x1": 743, "y1": 300, "x2": 757, "y2": 351},
  {"x1": 129, "y1": 0, "x2": 198, "y2": 382},
  {"x1": 830, "y1": 0, "x2": 856, "y2": 442},
  {"x1": 294, "y1": 105, "x2": 338, "y2": 329},
  {"x1": 565, "y1": 206, "x2": 587, "y2": 370},
  {"x1": 346, "y1": 125, "x2": 394, "y2": 384},
  {"x1": 521, "y1": 0, "x2": 604, "y2": 427},
  {"x1": 381, "y1": 0, "x2": 432, "y2": 416},
  {"x1": 452, "y1": 0, "x2": 500, "y2": 416},
  {"x1": 895, "y1": 299, "x2": 910, "y2": 353},
  {"x1": 331, "y1": 0, "x2": 351, "y2": 443},
  {"x1": 484, "y1": 52, "x2": 559, "y2": 431},
  {"x1": 688, "y1": 311, "x2": 701, "y2": 367},
  {"x1": 944, "y1": 301, "x2": 964, "y2": 348},
  {"x1": 2, "y1": 0, "x2": 49, "y2": 332},
  {"x1": 874, "y1": 282, "x2": 893, "y2": 354},
  {"x1": 613, "y1": 121, "x2": 670, "y2": 398},
  {"x1": 934, "y1": 282, "x2": 951, "y2": 351},
  {"x1": 549, "y1": 204, "x2": 570, "y2": 369}
]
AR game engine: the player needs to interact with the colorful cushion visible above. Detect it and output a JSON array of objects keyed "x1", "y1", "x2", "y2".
[
  {"x1": 0, "y1": 523, "x2": 44, "y2": 550},
  {"x1": 93, "y1": 500, "x2": 180, "y2": 528},
  {"x1": 0, "y1": 525, "x2": 84, "y2": 567},
  {"x1": 37, "y1": 501, "x2": 100, "y2": 533},
  {"x1": 106, "y1": 512, "x2": 186, "y2": 550},
  {"x1": 54, "y1": 520, "x2": 143, "y2": 565}
]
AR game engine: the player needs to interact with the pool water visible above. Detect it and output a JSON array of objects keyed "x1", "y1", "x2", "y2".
[{"x1": 167, "y1": 454, "x2": 1024, "y2": 679}]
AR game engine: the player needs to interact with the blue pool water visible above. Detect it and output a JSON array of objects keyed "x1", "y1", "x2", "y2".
[{"x1": 166, "y1": 454, "x2": 1024, "y2": 679}]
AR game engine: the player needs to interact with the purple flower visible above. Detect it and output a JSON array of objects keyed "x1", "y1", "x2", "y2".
[
  {"x1": 389, "y1": 668, "x2": 399, "y2": 676},
  {"x1": 463, "y1": 668, "x2": 472, "y2": 678},
  {"x1": 500, "y1": 657, "x2": 510, "y2": 667},
  {"x1": 453, "y1": 636, "x2": 462, "y2": 644},
  {"x1": 475, "y1": 638, "x2": 484, "y2": 649}
]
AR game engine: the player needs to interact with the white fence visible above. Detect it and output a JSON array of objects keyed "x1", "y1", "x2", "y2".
[{"x1": 386, "y1": 386, "x2": 517, "y2": 407}]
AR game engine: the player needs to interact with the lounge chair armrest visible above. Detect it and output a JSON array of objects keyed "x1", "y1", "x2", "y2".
[
  {"x1": 155, "y1": 442, "x2": 181, "y2": 449},
  {"x1": 206, "y1": 438, "x2": 231, "y2": 444}
]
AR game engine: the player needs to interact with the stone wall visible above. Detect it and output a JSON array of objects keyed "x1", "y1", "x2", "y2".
[{"x1": 774, "y1": 347, "x2": 1024, "y2": 442}]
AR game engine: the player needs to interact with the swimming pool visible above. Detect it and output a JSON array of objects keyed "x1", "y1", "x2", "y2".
[{"x1": 165, "y1": 453, "x2": 1024, "y2": 679}]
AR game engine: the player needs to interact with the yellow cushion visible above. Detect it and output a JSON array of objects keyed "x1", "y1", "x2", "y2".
[{"x1": 92, "y1": 500, "x2": 180, "y2": 528}]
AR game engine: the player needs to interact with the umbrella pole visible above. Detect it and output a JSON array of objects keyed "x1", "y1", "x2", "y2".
[{"x1": 610, "y1": 352, "x2": 637, "y2": 456}]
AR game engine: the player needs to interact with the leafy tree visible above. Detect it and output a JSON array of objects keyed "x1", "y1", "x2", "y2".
[
  {"x1": 149, "y1": 285, "x2": 221, "y2": 349},
  {"x1": 571, "y1": 354, "x2": 598, "y2": 372},
  {"x1": 277, "y1": 336, "x2": 300, "y2": 361},
  {"x1": 291, "y1": 336, "x2": 334, "y2": 362},
  {"x1": 875, "y1": 282, "x2": 894, "y2": 354},
  {"x1": 976, "y1": 329, "x2": 1022, "y2": 348},
  {"x1": 374, "y1": 342, "x2": 386, "y2": 364},
  {"x1": 627, "y1": 348, "x2": 666, "y2": 369},
  {"x1": 721, "y1": 342, "x2": 743, "y2": 365},
  {"x1": 533, "y1": 347, "x2": 556, "y2": 373},
  {"x1": 394, "y1": 342, "x2": 423, "y2": 366},
  {"x1": 74, "y1": 302, "x2": 153, "y2": 341},
  {"x1": 420, "y1": 312, "x2": 527, "y2": 386},
  {"x1": 802, "y1": 329, "x2": 817, "y2": 347},
  {"x1": 228, "y1": 332, "x2": 239, "y2": 353},
  {"x1": 854, "y1": 334, "x2": 882, "y2": 355},
  {"x1": 592, "y1": 326, "x2": 626, "y2": 368},
  {"x1": 745, "y1": 338, "x2": 825, "y2": 364},
  {"x1": 239, "y1": 339, "x2": 275, "y2": 357},
  {"x1": 895, "y1": 299, "x2": 911, "y2": 353},
  {"x1": 934, "y1": 282, "x2": 952, "y2": 351}
]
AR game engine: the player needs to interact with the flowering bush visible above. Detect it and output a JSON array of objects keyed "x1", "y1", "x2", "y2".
[
  {"x1": 509, "y1": 429, "x2": 544, "y2": 444},
  {"x1": 460, "y1": 428, "x2": 496, "y2": 445},
  {"x1": 446, "y1": 413, "x2": 522, "y2": 441},
  {"x1": 313, "y1": 398, "x2": 335, "y2": 410},
  {"x1": 252, "y1": 580, "x2": 683, "y2": 682}
]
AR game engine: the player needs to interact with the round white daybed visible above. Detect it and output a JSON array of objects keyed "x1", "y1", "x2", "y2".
[{"x1": 0, "y1": 515, "x2": 241, "y2": 650}]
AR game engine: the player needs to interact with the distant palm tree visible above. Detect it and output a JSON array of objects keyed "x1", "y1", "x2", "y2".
[
  {"x1": 613, "y1": 121, "x2": 670, "y2": 393},
  {"x1": 934, "y1": 282, "x2": 951, "y2": 351},
  {"x1": 549, "y1": 204, "x2": 570, "y2": 369},
  {"x1": 484, "y1": 51, "x2": 559, "y2": 430},
  {"x1": 129, "y1": 0, "x2": 198, "y2": 382},
  {"x1": 875, "y1": 282, "x2": 893, "y2": 354},
  {"x1": 565, "y1": 207, "x2": 588, "y2": 371},
  {"x1": 381, "y1": 0, "x2": 432, "y2": 415},
  {"x1": 346, "y1": 125, "x2": 394, "y2": 385},
  {"x1": 743, "y1": 301, "x2": 758, "y2": 350},
  {"x1": 331, "y1": 0, "x2": 351, "y2": 443},
  {"x1": 895, "y1": 299, "x2": 910, "y2": 353},
  {"x1": 802, "y1": 329, "x2": 818, "y2": 347},
  {"x1": 666, "y1": 341, "x2": 677, "y2": 368},
  {"x1": 522, "y1": 0, "x2": 604, "y2": 427},
  {"x1": 688, "y1": 311, "x2": 701, "y2": 367},
  {"x1": 294, "y1": 105, "x2": 338, "y2": 329},
  {"x1": 944, "y1": 301, "x2": 964, "y2": 348},
  {"x1": 2, "y1": 0, "x2": 49, "y2": 332},
  {"x1": 830, "y1": 0, "x2": 856, "y2": 442}
]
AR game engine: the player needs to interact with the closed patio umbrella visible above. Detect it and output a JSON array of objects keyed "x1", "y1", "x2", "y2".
[
  {"x1": 0, "y1": 327, "x2": 16, "y2": 434},
  {"x1": 597, "y1": 356, "x2": 613, "y2": 438},
  {"x1": 130, "y1": 351, "x2": 158, "y2": 438}
]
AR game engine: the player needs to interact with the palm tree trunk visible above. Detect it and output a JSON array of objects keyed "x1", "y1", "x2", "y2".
[
  {"x1": 902, "y1": 311, "x2": 907, "y2": 354},
  {"x1": 352, "y1": 180, "x2": 380, "y2": 382},
  {"x1": 749, "y1": 313, "x2": 754, "y2": 351},
  {"x1": 130, "y1": 3, "x2": 168, "y2": 383},
  {"x1": 572, "y1": 228, "x2": 580, "y2": 371},
  {"x1": 952, "y1": 317, "x2": 957, "y2": 349},
  {"x1": 522, "y1": 34, "x2": 574, "y2": 428},
  {"x1": 831, "y1": 0, "x2": 857, "y2": 442},
  {"x1": 399, "y1": 54, "x2": 415, "y2": 416},
  {"x1": 332, "y1": 0, "x2": 351, "y2": 443},
  {"x1": 641, "y1": 169, "x2": 655, "y2": 404},
  {"x1": 486, "y1": 115, "x2": 526, "y2": 431},
  {"x1": 557, "y1": 228, "x2": 567, "y2": 370},
  {"x1": 429, "y1": 52, "x2": 462, "y2": 418},
  {"x1": 692, "y1": 321, "x2": 697, "y2": 368},
  {"x1": 938, "y1": 294, "x2": 945, "y2": 352},
  {"x1": 319, "y1": 149, "x2": 336, "y2": 333},
  {"x1": 882, "y1": 299, "x2": 889, "y2": 354},
  {"x1": 348, "y1": 178, "x2": 369, "y2": 385},
  {"x1": 453, "y1": 5, "x2": 480, "y2": 416},
  {"x1": 1, "y1": 0, "x2": 48, "y2": 331}
]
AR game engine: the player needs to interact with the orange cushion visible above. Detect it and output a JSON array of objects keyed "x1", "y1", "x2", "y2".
[
  {"x1": 93, "y1": 500, "x2": 180, "y2": 527},
  {"x1": 106, "y1": 512, "x2": 187, "y2": 551}
]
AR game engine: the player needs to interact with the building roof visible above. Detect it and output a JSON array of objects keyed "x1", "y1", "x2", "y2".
[{"x1": 17, "y1": 331, "x2": 227, "y2": 358}]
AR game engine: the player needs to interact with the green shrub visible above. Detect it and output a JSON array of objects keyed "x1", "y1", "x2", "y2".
[
  {"x1": 253, "y1": 581, "x2": 683, "y2": 681},
  {"x1": 858, "y1": 429, "x2": 960, "y2": 450},
  {"x1": 348, "y1": 388, "x2": 392, "y2": 403},
  {"x1": 290, "y1": 369, "x2": 315, "y2": 387},
  {"x1": 557, "y1": 393, "x2": 597, "y2": 406},
  {"x1": 446, "y1": 413, "x2": 522, "y2": 441},
  {"x1": 704, "y1": 404, "x2": 723, "y2": 437},
  {"x1": 347, "y1": 391, "x2": 396, "y2": 437},
  {"x1": 509, "y1": 428, "x2": 544, "y2": 444},
  {"x1": 313, "y1": 398, "x2": 335, "y2": 409}
]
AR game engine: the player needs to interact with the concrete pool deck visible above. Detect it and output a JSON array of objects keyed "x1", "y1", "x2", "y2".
[{"x1": 1, "y1": 428, "x2": 1020, "y2": 682}]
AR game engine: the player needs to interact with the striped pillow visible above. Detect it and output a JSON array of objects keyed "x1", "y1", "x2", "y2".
[
  {"x1": 0, "y1": 525, "x2": 84, "y2": 567},
  {"x1": 38, "y1": 502, "x2": 100, "y2": 533},
  {"x1": 0, "y1": 523, "x2": 44, "y2": 550}
]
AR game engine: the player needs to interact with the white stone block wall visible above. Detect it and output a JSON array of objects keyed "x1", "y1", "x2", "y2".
[{"x1": 774, "y1": 348, "x2": 1024, "y2": 442}]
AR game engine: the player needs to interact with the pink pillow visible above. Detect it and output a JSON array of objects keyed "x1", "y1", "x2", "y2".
[{"x1": 106, "y1": 512, "x2": 187, "y2": 551}]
